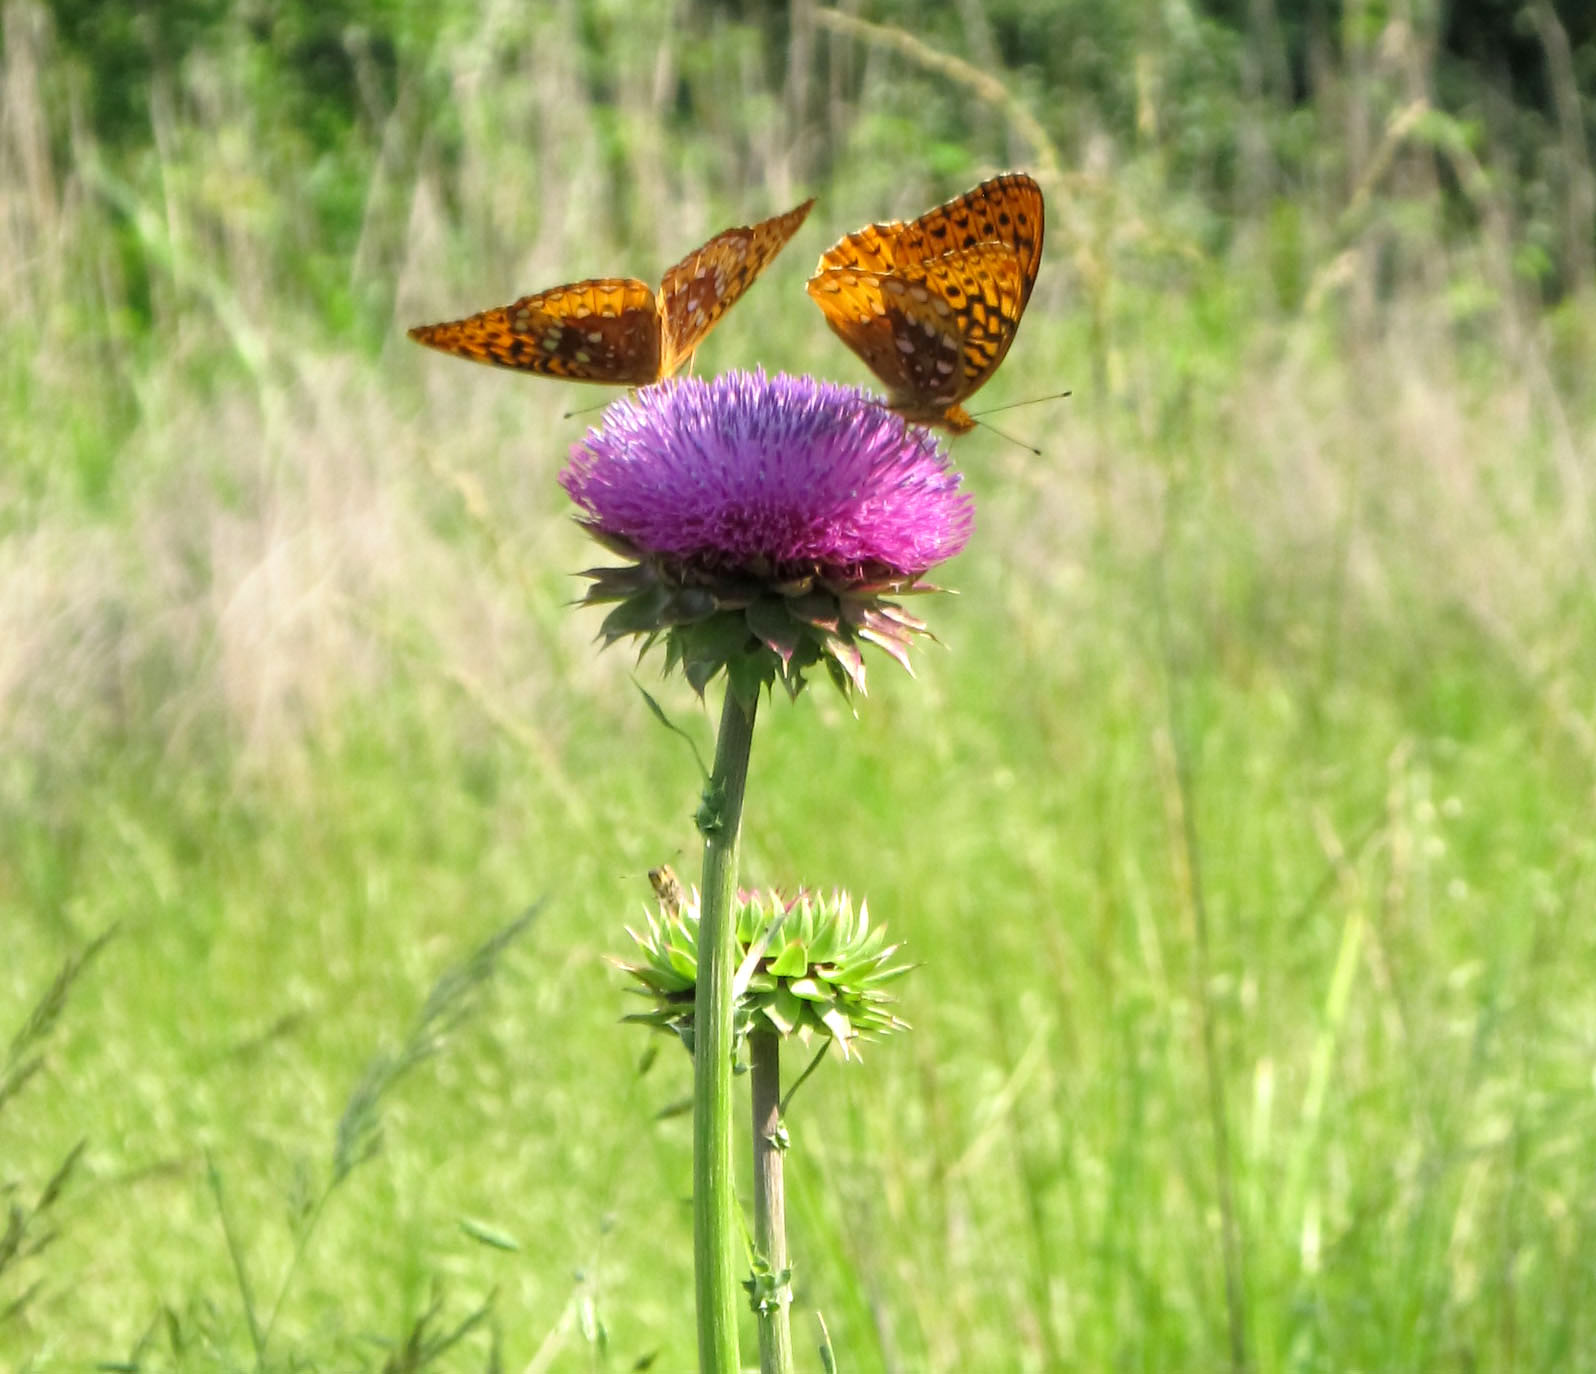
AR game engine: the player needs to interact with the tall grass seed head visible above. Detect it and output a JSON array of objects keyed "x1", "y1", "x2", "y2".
[{"x1": 560, "y1": 369, "x2": 972, "y2": 707}]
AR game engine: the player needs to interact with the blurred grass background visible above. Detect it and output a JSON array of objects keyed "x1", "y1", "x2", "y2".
[{"x1": 4, "y1": 0, "x2": 1596, "y2": 1369}]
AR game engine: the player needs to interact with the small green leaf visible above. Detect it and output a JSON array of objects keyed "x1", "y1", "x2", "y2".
[
  {"x1": 459, "y1": 1217, "x2": 520, "y2": 1251},
  {"x1": 819, "y1": 1004, "x2": 856, "y2": 1048},
  {"x1": 818, "y1": 1313, "x2": 837, "y2": 1373},
  {"x1": 763, "y1": 985, "x2": 802, "y2": 1035},
  {"x1": 726, "y1": 650, "x2": 772, "y2": 711},
  {"x1": 600, "y1": 585, "x2": 676, "y2": 638},
  {"x1": 746, "y1": 596, "x2": 802, "y2": 664},
  {"x1": 769, "y1": 939, "x2": 810, "y2": 978}
]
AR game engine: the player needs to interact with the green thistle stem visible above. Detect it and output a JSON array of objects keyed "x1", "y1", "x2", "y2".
[
  {"x1": 694, "y1": 687, "x2": 758, "y2": 1374},
  {"x1": 751, "y1": 1026, "x2": 794, "y2": 1374}
]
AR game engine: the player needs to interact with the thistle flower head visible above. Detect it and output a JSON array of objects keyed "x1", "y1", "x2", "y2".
[
  {"x1": 560, "y1": 370, "x2": 971, "y2": 704},
  {"x1": 614, "y1": 866, "x2": 912, "y2": 1061}
]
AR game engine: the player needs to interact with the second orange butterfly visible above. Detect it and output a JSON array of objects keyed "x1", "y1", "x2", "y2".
[
  {"x1": 409, "y1": 198, "x2": 814, "y2": 386},
  {"x1": 806, "y1": 173, "x2": 1044, "y2": 433}
]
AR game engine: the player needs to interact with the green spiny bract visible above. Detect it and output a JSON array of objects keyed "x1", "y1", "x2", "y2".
[
  {"x1": 613, "y1": 870, "x2": 911, "y2": 1060},
  {"x1": 577, "y1": 532, "x2": 942, "y2": 709}
]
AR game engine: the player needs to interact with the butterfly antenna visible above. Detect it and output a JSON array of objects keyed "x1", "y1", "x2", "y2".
[
  {"x1": 971, "y1": 389, "x2": 1073, "y2": 418},
  {"x1": 560, "y1": 400, "x2": 610, "y2": 420},
  {"x1": 974, "y1": 417, "x2": 1043, "y2": 456}
]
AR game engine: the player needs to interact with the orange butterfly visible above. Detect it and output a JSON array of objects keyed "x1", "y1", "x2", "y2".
[
  {"x1": 409, "y1": 199, "x2": 815, "y2": 385},
  {"x1": 806, "y1": 173, "x2": 1044, "y2": 433}
]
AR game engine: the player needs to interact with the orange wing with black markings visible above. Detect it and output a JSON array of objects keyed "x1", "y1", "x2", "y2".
[
  {"x1": 409, "y1": 199, "x2": 815, "y2": 386},
  {"x1": 808, "y1": 174, "x2": 1044, "y2": 431},
  {"x1": 817, "y1": 173, "x2": 1043, "y2": 311},
  {"x1": 407, "y1": 278, "x2": 663, "y2": 384},
  {"x1": 658, "y1": 198, "x2": 814, "y2": 375},
  {"x1": 807, "y1": 242, "x2": 1030, "y2": 433}
]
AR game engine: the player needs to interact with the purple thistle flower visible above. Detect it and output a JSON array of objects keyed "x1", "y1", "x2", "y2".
[
  {"x1": 561, "y1": 369, "x2": 971, "y2": 579},
  {"x1": 560, "y1": 370, "x2": 973, "y2": 704}
]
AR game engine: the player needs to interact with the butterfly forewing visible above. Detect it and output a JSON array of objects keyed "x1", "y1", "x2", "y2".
[
  {"x1": 817, "y1": 173, "x2": 1044, "y2": 309},
  {"x1": 935, "y1": 243, "x2": 1027, "y2": 388},
  {"x1": 658, "y1": 198, "x2": 814, "y2": 375},
  {"x1": 807, "y1": 242, "x2": 1027, "y2": 432},
  {"x1": 410, "y1": 198, "x2": 813, "y2": 387},
  {"x1": 408, "y1": 277, "x2": 662, "y2": 383}
]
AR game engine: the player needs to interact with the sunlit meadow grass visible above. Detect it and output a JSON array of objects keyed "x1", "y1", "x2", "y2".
[{"x1": 5, "y1": 2, "x2": 1596, "y2": 1370}]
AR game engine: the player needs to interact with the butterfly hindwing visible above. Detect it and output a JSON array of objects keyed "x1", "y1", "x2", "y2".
[
  {"x1": 806, "y1": 267, "x2": 961, "y2": 418},
  {"x1": 408, "y1": 278, "x2": 661, "y2": 383},
  {"x1": 659, "y1": 198, "x2": 815, "y2": 375}
]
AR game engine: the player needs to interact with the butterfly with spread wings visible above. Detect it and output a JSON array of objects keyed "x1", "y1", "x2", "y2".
[
  {"x1": 409, "y1": 199, "x2": 815, "y2": 385},
  {"x1": 806, "y1": 173, "x2": 1044, "y2": 433}
]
